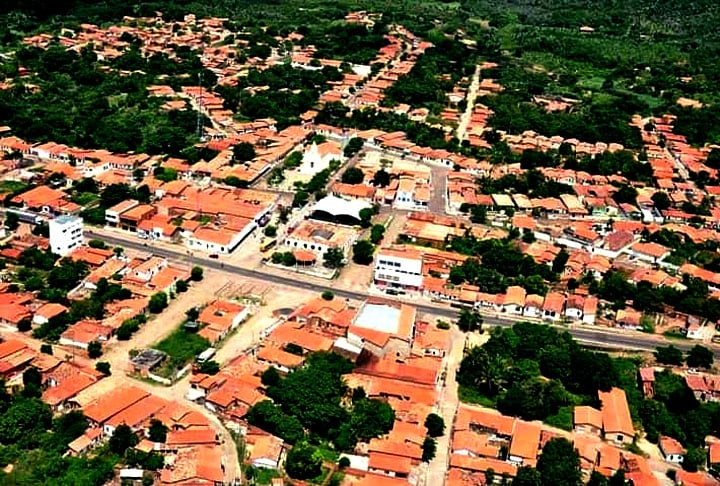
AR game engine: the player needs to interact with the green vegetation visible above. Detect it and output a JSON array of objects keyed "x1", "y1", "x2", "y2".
[
  {"x1": 247, "y1": 352, "x2": 395, "y2": 451},
  {"x1": 153, "y1": 319, "x2": 211, "y2": 377},
  {"x1": 0, "y1": 383, "x2": 117, "y2": 485},
  {"x1": 448, "y1": 237, "x2": 556, "y2": 295},
  {"x1": 460, "y1": 323, "x2": 720, "y2": 449}
]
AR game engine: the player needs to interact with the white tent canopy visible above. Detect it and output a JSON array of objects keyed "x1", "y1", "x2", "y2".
[{"x1": 310, "y1": 195, "x2": 372, "y2": 221}]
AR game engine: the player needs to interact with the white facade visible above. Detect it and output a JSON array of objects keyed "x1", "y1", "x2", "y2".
[
  {"x1": 49, "y1": 215, "x2": 83, "y2": 256},
  {"x1": 298, "y1": 142, "x2": 342, "y2": 175},
  {"x1": 374, "y1": 252, "x2": 423, "y2": 290}
]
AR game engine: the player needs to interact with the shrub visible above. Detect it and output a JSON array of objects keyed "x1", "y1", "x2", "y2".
[{"x1": 95, "y1": 362, "x2": 111, "y2": 376}]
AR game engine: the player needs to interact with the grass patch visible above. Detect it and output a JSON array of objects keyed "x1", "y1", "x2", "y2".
[
  {"x1": 663, "y1": 330, "x2": 686, "y2": 340},
  {"x1": 459, "y1": 386, "x2": 497, "y2": 408},
  {"x1": 545, "y1": 405, "x2": 573, "y2": 431},
  {"x1": 70, "y1": 192, "x2": 99, "y2": 206},
  {"x1": 314, "y1": 443, "x2": 340, "y2": 463},
  {"x1": 255, "y1": 468, "x2": 282, "y2": 485},
  {"x1": 0, "y1": 180, "x2": 28, "y2": 195},
  {"x1": 153, "y1": 327, "x2": 210, "y2": 377}
]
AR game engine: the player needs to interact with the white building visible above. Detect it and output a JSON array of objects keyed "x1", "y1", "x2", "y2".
[
  {"x1": 374, "y1": 248, "x2": 423, "y2": 291},
  {"x1": 49, "y1": 215, "x2": 83, "y2": 256},
  {"x1": 298, "y1": 141, "x2": 342, "y2": 175}
]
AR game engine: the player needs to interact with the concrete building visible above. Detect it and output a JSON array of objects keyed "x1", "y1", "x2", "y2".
[
  {"x1": 49, "y1": 215, "x2": 83, "y2": 256},
  {"x1": 374, "y1": 248, "x2": 423, "y2": 291}
]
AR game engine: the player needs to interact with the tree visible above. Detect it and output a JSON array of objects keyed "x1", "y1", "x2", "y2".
[
  {"x1": 233, "y1": 142, "x2": 256, "y2": 162},
  {"x1": 346, "y1": 398, "x2": 395, "y2": 443},
  {"x1": 179, "y1": 308, "x2": 197, "y2": 327},
  {"x1": 343, "y1": 137, "x2": 365, "y2": 158},
  {"x1": 22, "y1": 367, "x2": 42, "y2": 398},
  {"x1": 286, "y1": 442, "x2": 322, "y2": 479},
  {"x1": 341, "y1": 167, "x2": 364, "y2": 184},
  {"x1": 586, "y1": 471, "x2": 609, "y2": 486},
  {"x1": 109, "y1": 424, "x2": 138, "y2": 455},
  {"x1": 424, "y1": 413, "x2": 445, "y2": 437},
  {"x1": 359, "y1": 207, "x2": 374, "y2": 228},
  {"x1": 338, "y1": 457, "x2": 350, "y2": 469},
  {"x1": 612, "y1": 185, "x2": 638, "y2": 205},
  {"x1": 684, "y1": 447, "x2": 706, "y2": 472},
  {"x1": 95, "y1": 362, "x2": 111, "y2": 376},
  {"x1": 148, "y1": 419, "x2": 168, "y2": 443},
  {"x1": 513, "y1": 466, "x2": 542, "y2": 486},
  {"x1": 551, "y1": 249, "x2": 570, "y2": 274},
  {"x1": 323, "y1": 247, "x2": 345, "y2": 269},
  {"x1": 175, "y1": 279, "x2": 188, "y2": 293},
  {"x1": 246, "y1": 400, "x2": 305, "y2": 444},
  {"x1": 352, "y1": 240, "x2": 375, "y2": 265},
  {"x1": 40, "y1": 344, "x2": 52, "y2": 355},
  {"x1": 148, "y1": 292, "x2": 168, "y2": 313},
  {"x1": 651, "y1": 191, "x2": 672, "y2": 211},
  {"x1": 264, "y1": 225, "x2": 277, "y2": 237},
  {"x1": 655, "y1": 345, "x2": 684, "y2": 366},
  {"x1": 321, "y1": 291, "x2": 334, "y2": 301},
  {"x1": 370, "y1": 224, "x2": 385, "y2": 244},
  {"x1": 261, "y1": 366, "x2": 282, "y2": 387},
  {"x1": 372, "y1": 169, "x2": 390, "y2": 187},
  {"x1": 191, "y1": 266, "x2": 204, "y2": 281},
  {"x1": 87, "y1": 341, "x2": 102, "y2": 359},
  {"x1": 4, "y1": 212, "x2": 19, "y2": 231},
  {"x1": 536, "y1": 438, "x2": 581, "y2": 486},
  {"x1": 17, "y1": 318, "x2": 32, "y2": 332},
  {"x1": 421, "y1": 437, "x2": 437, "y2": 462},
  {"x1": 686, "y1": 345, "x2": 714, "y2": 369},
  {"x1": 457, "y1": 309, "x2": 483, "y2": 333},
  {"x1": 198, "y1": 360, "x2": 220, "y2": 375}
]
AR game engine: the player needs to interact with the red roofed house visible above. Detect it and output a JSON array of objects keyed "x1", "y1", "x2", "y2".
[
  {"x1": 599, "y1": 387, "x2": 634, "y2": 444},
  {"x1": 573, "y1": 406, "x2": 602, "y2": 436},
  {"x1": 659, "y1": 435, "x2": 685, "y2": 464},
  {"x1": 197, "y1": 300, "x2": 250, "y2": 345}
]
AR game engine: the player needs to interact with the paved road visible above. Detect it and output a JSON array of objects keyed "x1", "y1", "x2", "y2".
[{"x1": 89, "y1": 230, "x2": 720, "y2": 359}]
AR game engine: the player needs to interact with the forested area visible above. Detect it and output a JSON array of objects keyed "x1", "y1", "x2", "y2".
[
  {"x1": 458, "y1": 323, "x2": 720, "y2": 463},
  {"x1": 445, "y1": 237, "x2": 561, "y2": 295},
  {"x1": 247, "y1": 352, "x2": 394, "y2": 450},
  {"x1": 0, "y1": 376, "x2": 118, "y2": 485},
  {"x1": 0, "y1": 45, "x2": 205, "y2": 156}
]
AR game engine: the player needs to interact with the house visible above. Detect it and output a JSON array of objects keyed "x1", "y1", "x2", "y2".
[
  {"x1": 522, "y1": 294, "x2": 543, "y2": 319},
  {"x1": 283, "y1": 219, "x2": 357, "y2": 260},
  {"x1": 565, "y1": 295, "x2": 584, "y2": 321},
  {"x1": 659, "y1": 435, "x2": 685, "y2": 464},
  {"x1": 502, "y1": 286, "x2": 526, "y2": 315},
  {"x1": 160, "y1": 445, "x2": 224, "y2": 485},
  {"x1": 82, "y1": 386, "x2": 150, "y2": 427},
  {"x1": 599, "y1": 387, "x2": 634, "y2": 444},
  {"x1": 249, "y1": 434, "x2": 284, "y2": 469},
  {"x1": 582, "y1": 296, "x2": 598, "y2": 325},
  {"x1": 708, "y1": 442, "x2": 720, "y2": 469},
  {"x1": 638, "y1": 367, "x2": 655, "y2": 398},
  {"x1": 368, "y1": 451, "x2": 413, "y2": 478},
  {"x1": 67, "y1": 428, "x2": 104, "y2": 456},
  {"x1": 573, "y1": 406, "x2": 602, "y2": 436},
  {"x1": 33, "y1": 303, "x2": 68, "y2": 325},
  {"x1": 542, "y1": 292, "x2": 566, "y2": 322},
  {"x1": 508, "y1": 421, "x2": 541, "y2": 466},
  {"x1": 197, "y1": 300, "x2": 250, "y2": 345}
]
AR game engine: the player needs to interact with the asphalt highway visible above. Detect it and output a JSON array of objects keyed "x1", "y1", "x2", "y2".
[{"x1": 92, "y1": 231, "x2": 720, "y2": 359}]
